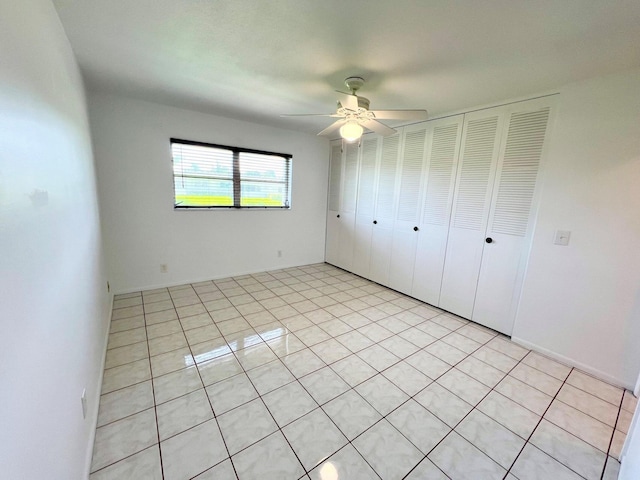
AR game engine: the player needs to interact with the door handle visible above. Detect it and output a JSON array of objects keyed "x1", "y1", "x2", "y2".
[
  {"x1": 485, "y1": 237, "x2": 493, "y2": 243},
  {"x1": 373, "y1": 220, "x2": 377, "y2": 225},
  {"x1": 337, "y1": 214, "x2": 340, "y2": 218},
  {"x1": 413, "y1": 226, "x2": 419, "y2": 232}
]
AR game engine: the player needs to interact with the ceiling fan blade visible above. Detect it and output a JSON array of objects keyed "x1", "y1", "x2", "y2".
[
  {"x1": 280, "y1": 113, "x2": 341, "y2": 117},
  {"x1": 370, "y1": 109, "x2": 428, "y2": 120},
  {"x1": 361, "y1": 119, "x2": 397, "y2": 136},
  {"x1": 317, "y1": 119, "x2": 347, "y2": 136},
  {"x1": 335, "y1": 91, "x2": 359, "y2": 111}
]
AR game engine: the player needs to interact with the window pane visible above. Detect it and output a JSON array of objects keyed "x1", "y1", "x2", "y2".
[
  {"x1": 240, "y1": 181, "x2": 287, "y2": 207},
  {"x1": 172, "y1": 143, "x2": 234, "y2": 207},
  {"x1": 239, "y1": 152, "x2": 287, "y2": 182},
  {"x1": 174, "y1": 177, "x2": 233, "y2": 206},
  {"x1": 172, "y1": 144, "x2": 233, "y2": 179}
]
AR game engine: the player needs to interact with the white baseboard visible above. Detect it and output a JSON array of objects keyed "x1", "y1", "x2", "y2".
[
  {"x1": 511, "y1": 336, "x2": 634, "y2": 391},
  {"x1": 83, "y1": 292, "x2": 114, "y2": 479},
  {"x1": 113, "y1": 259, "x2": 326, "y2": 295}
]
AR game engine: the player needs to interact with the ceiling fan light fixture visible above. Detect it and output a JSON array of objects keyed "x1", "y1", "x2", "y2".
[
  {"x1": 340, "y1": 121, "x2": 363, "y2": 142},
  {"x1": 282, "y1": 76, "x2": 426, "y2": 139}
]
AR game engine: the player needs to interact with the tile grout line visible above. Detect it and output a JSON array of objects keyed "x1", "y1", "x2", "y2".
[
  {"x1": 142, "y1": 295, "x2": 166, "y2": 480},
  {"x1": 437, "y1": 342, "x2": 538, "y2": 474},
  {"x1": 192, "y1": 270, "x2": 331, "y2": 477},
  {"x1": 419, "y1": 350, "x2": 620, "y2": 480},
  {"x1": 400, "y1": 323, "x2": 514, "y2": 479},
  {"x1": 211, "y1": 271, "x2": 435, "y2": 477},
  {"x1": 107, "y1": 277, "x2": 504, "y2": 476},
  {"x1": 224, "y1": 278, "x2": 383, "y2": 478},
  {"x1": 599, "y1": 391, "x2": 626, "y2": 480},
  {"x1": 552, "y1": 395, "x2": 621, "y2": 433},
  {"x1": 87, "y1": 299, "x2": 161, "y2": 477},
  {"x1": 251, "y1": 315, "x2": 496, "y2": 479},
  {"x1": 226, "y1": 340, "x2": 321, "y2": 477},
  {"x1": 111, "y1": 308, "x2": 543, "y2": 420},
  {"x1": 503, "y1": 366, "x2": 589, "y2": 480},
  {"x1": 235, "y1": 265, "x2": 478, "y2": 477},
  {"x1": 179, "y1": 282, "x2": 242, "y2": 480},
  {"x1": 103, "y1": 263, "x2": 625, "y2": 480},
  {"x1": 236, "y1": 266, "x2": 380, "y2": 471}
]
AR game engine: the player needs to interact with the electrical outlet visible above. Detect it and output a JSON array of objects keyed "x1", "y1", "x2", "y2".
[
  {"x1": 81, "y1": 389, "x2": 87, "y2": 419},
  {"x1": 277, "y1": 250, "x2": 282, "y2": 258},
  {"x1": 160, "y1": 264, "x2": 168, "y2": 273}
]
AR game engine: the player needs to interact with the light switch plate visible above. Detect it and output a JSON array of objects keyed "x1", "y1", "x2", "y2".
[{"x1": 554, "y1": 230, "x2": 571, "y2": 246}]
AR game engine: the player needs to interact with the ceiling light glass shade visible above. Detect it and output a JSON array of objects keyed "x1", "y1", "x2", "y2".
[{"x1": 339, "y1": 121, "x2": 364, "y2": 142}]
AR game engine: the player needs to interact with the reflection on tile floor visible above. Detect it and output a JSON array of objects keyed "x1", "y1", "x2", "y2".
[{"x1": 91, "y1": 263, "x2": 637, "y2": 480}]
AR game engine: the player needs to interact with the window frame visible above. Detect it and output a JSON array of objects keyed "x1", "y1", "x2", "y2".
[{"x1": 171, "y1": 138, "x2": 292, "y2": 210}]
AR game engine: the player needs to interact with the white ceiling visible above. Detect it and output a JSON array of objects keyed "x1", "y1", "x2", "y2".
[{"x1": 53, "y1": 0, "x2": 640, "y2": 135}]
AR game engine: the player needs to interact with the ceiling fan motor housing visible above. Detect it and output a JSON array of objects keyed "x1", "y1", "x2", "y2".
[
  {"x1": 336, "y1": 96, "x2": 370, "y2": 111},
  {"x1": 357, "y1": 96, "x2": 370, "y2": 110},
  {"x1": 344, "y1": 76, "x2": 365, "y2": 93},
  {"x1": 343, "y1": 77, "x2": 370, "y2": 110}
]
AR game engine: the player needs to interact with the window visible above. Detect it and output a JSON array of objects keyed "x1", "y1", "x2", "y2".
[{"x1": 171, "y1": 138, "x2": 292, "y2": 209}]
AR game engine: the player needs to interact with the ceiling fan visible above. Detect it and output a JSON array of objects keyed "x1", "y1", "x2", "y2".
[{"x1": 283, "y1": 76, "x2": 428, "y2": 143}]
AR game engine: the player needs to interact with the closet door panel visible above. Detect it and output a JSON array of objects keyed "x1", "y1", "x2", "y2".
[
  {"x1": 336, "y1": 142, "x2": 359, "y2": 270},
  {"x1": 352, "y1": 137, "x2": 380, "y2": 277},
  {"x1": 440, "y1": 231, "x2": 485, "y2": 316},
  {"x1": 412, "y1": 226, "x2": 449, "y2": 305},
  {"x1": 473, "y1": 104, "x2": 552, "y2": 334},
  {"x1": 353, "y1": 216, "x2": 373, "y2": 277},
  {"x1": 439, "y1": 112, "x2": 504, "y2": 318},
  {"x1": 369, "y1": 134, "x2": 401, "y2": 286},
  {"x1": 473, "y1": 235, "x2": 524, "y2": 331},
  {"x1": 369, "y1": 221, "x2": 394, "y2": 286},
  {"x1": 325, "y1": 142, "x2": 343, "y2": 265},
  {"x1": 412, "y1": 116, "x2": 464, "y2": 305},
  {"x1": 389, "y1": 126, "x2": 428, "y2": 294},
  {"x1": 388, "y1": 232, "x2": 418, "y2": 294},
  {"x1": 336, "y1": 212, "x2": 356, "y2": 270},
  {"x1": 326, "y1": 213, "x2": 341, "y2": 266}
]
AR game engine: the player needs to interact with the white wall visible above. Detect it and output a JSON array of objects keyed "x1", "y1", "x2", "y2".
[
  {"x1": 0, "y1": 1, "x2": 110, "y2": 478},
  {"x1": 88, "y1": 93, "x2": 329, "y2": 293},
  {"x1": 513, "y1": 68, "x2": 640, "y2": 388}
]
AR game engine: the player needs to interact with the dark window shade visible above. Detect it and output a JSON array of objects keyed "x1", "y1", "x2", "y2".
[{"x1": 171, "y1": 139, "x2": 292, "y2": 209}]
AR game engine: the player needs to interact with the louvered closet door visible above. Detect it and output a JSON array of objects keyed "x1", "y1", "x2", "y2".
[
  {"x1": 325, "y1": 141, "x2": 343, "y2": 265},
  {"x1": 388, "y1": 125, "x2": 429, "y2": 294},
  {"x1": 352, "y1": 136, "x2": 380, "y2": 277},
  {"x1": 411, "y1": 115, "x2": 464, "y2": 305},
  {"x1": 369, "y1": 133, "x2": 401, "y2": 286},
  {"x1": 439, "y1": 109, "x2": 505, "y2": 318},
  {"x1": 472, "y1": 101, "x2": 552, "y2": 334},
  {"x1": 336, "y1": 142, "x2": 359, "y2": 271}
]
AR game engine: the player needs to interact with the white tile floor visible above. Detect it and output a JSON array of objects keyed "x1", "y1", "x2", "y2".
[{"x1": 91, "y1": 263, "x2": 637, "y2": 480}]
